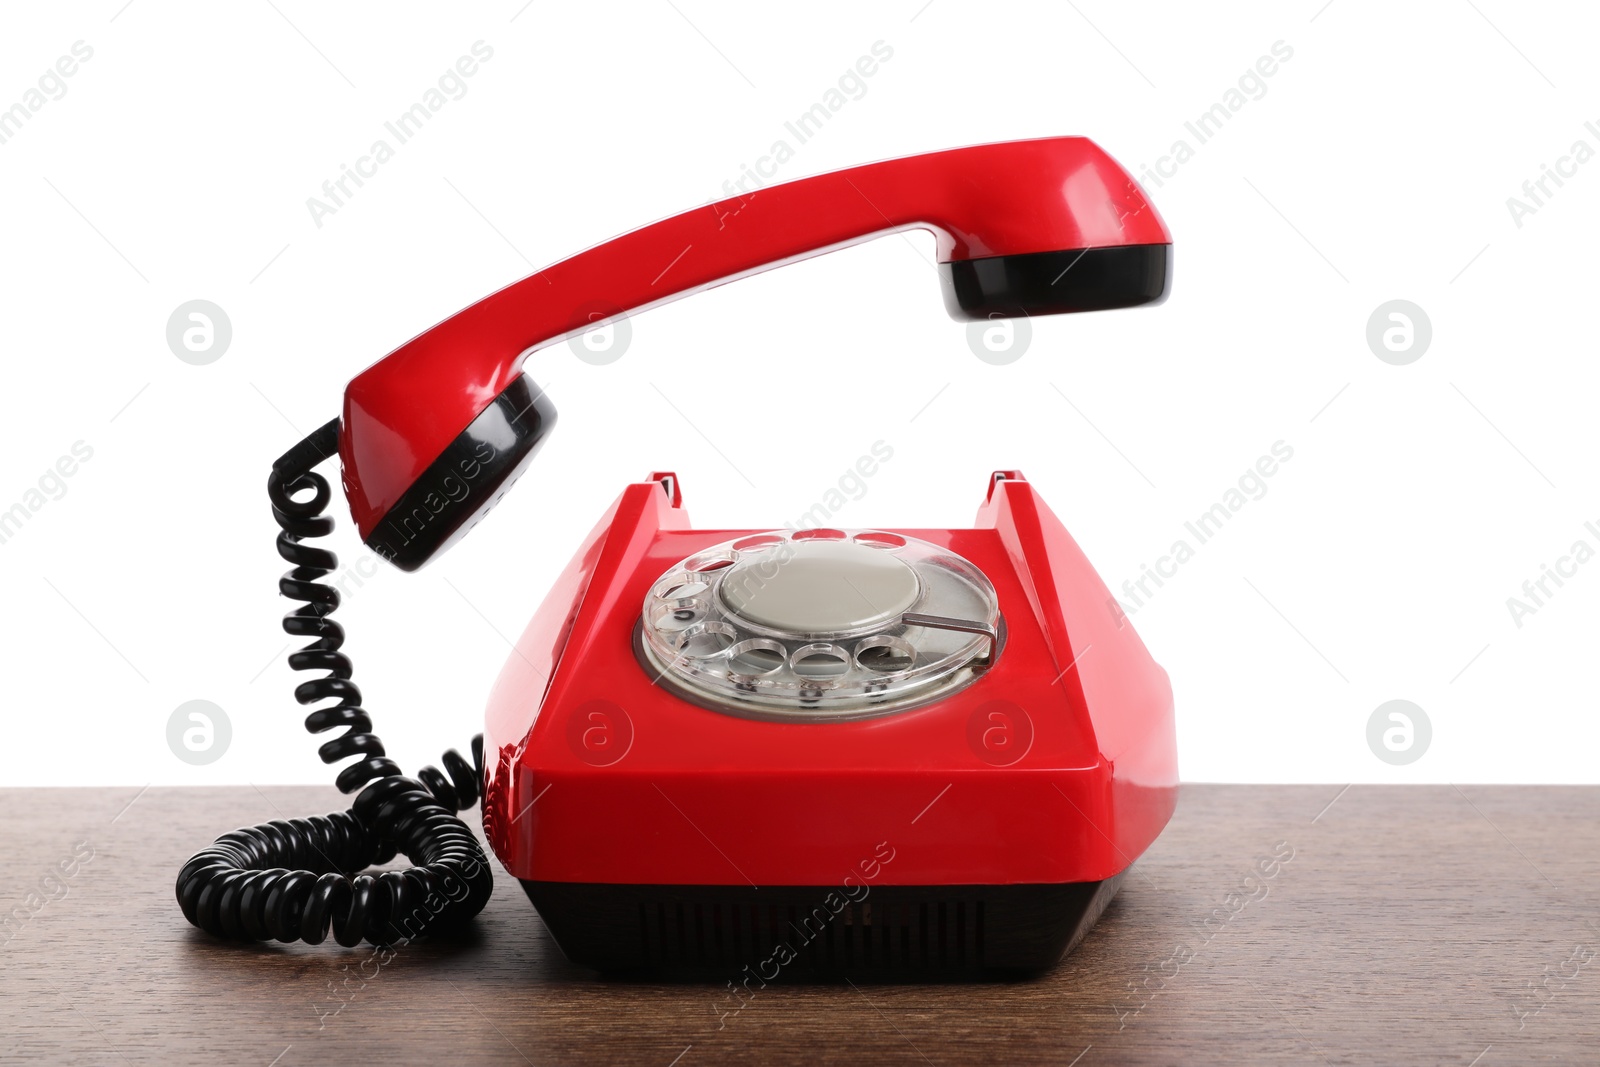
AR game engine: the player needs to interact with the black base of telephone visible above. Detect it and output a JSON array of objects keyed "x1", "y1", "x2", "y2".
[{"x1": 521, "y1": 875, "x2": 1124, "y2": 975}]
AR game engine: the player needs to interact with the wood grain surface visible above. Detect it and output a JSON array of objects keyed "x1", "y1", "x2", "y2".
[{"x1": 3, "y1": 784, "x2": 1597, "y2": 1065}]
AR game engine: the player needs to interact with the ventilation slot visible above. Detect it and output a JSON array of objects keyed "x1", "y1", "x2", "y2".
[{"x1": 633, "y1": 891, "x2": 987, "y2": 972}]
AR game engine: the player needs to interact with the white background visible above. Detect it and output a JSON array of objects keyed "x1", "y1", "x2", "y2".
[{"x1": 1, "y1": 1, "x2": 1595, "y2": 787}]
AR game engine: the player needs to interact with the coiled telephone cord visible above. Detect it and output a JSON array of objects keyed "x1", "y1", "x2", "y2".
[{"x1": 175, "y1": 419, "x2": 493, "y2": 947}]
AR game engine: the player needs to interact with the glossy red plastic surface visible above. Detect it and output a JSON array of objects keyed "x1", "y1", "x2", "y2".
[
  {"x1": 481, "y1": 473, "x2": 1178, "y2": 888},
  {"x1": 339, "y1": 137, "x2": 1169, "y2": 539}
]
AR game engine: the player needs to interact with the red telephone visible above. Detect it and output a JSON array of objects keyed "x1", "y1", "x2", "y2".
[{"x1": 179, "y1": 136, "x2": 1177, "y2": 973}]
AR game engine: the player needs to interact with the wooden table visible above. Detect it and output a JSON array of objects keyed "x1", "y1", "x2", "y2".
[{"x1": 3, "y1": 785, "x2": 1597, "y2": 1065}]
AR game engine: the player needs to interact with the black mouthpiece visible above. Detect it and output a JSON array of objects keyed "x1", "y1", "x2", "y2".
[{"x1": 365, "y1": 376, "x2": 557, "y2": 571}]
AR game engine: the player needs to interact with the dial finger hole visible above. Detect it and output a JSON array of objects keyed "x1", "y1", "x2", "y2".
[
  {"x1": 651, "y1": 597, "x2": 706, "y2": 633},
  {"x1": 685, "y1": 550, "x2": 736, "y2": 573},
  {"x1": 792, "y1": 528, "x2": 845, "y2": 541},
  {"x1": 853, "y1": 531, "x2": 907, "y2": 550},
  {"x1": 654, "y1": 572, "x2": 708, "y2": 600},
  {"x1": 727, "y1": 638, "x2": 786, "y2": 677},
  {"x1": 676, "y1": 621, "x2": 736, "y2": 659},
  {"x1": 791, "y1": 643, "x2": 849, "y2": 678},
  {"x1": 855, "y1": 635, "x2": 916, "y2": 674}
]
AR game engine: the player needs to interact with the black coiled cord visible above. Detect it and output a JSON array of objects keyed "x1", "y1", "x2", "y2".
[{"x1": 176, "y1": 419, "x2": 494, "y2": 947}]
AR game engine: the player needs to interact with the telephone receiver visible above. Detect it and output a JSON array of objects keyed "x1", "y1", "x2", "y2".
[{"x1": 339, "y1": 136, "x2": 1171, "y2": 569}]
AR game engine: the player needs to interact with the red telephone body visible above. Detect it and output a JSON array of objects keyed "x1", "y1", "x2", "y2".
[
  {"x1": 481, "y1": 470, "x2": 1176, "y2": 970},
  {"x1": 178, "y1": 136, "x2": 1174, "y2": 971}
]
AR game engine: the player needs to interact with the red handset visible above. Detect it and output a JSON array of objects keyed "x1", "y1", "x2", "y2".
[{"x1": 343, "y1": 136, "x2": 1170, "y2": 568}]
